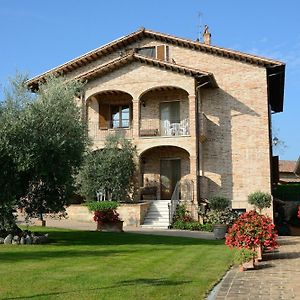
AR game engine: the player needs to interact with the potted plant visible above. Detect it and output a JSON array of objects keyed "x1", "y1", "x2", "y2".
[
  {"x1": 87, "y1": 201, "x2": 123, "y2": 232},
  {"x1": 206, "y1": 197, "x2": 237, "y2": 239},
  {"x1": 234, "y1": 248, "x2": 257, "y2": 271},
  {"x1": 248, "y1": 191, "x2": 272, "y2": 213},
  {"x1": 226, "y1": 210, "x2": 278, "y2": 261}
]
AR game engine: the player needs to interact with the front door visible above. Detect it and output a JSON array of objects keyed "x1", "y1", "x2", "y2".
[{"x1": 160, "y1": 159, "x2": 181, "y2": 199}]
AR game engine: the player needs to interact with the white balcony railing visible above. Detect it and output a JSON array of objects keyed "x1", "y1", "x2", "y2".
[{"x1": 140, "y1": 119, "x2": 190, "y2": 137}]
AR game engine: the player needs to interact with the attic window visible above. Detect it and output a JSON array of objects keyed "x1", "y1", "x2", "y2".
[
  {"x1": 137, "y1": 47, "x2": 156, "y2": 58},
  {"x1": 136, "y1": 45, "x2": 169, "y2": 61}
]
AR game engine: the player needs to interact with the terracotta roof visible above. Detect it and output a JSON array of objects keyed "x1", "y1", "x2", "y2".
[
  {"x1": 27, "y1": 28, "x2": 284, "y2": 86},
  {"x1": 72, "y1": 52, "x2": 218, "y2": 87},
  {"x1": 26, "y1": 28, "x2": 285, "y2": 112},
  {"x1": 279, "y1": 160, "x2": 297, "y2": 173}
]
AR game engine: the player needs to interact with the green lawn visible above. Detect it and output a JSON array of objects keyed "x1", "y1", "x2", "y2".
[{"x1": 0, "y1": 227, "x2": 234, "y2": 300}]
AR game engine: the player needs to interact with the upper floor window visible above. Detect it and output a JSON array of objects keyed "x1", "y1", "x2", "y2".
[
  {"x1": 136, "y1": 45, "x2": 169, "y2": 61},
  {"x1": 111, "y1": 105, "x2": 130, "y2": 128}
]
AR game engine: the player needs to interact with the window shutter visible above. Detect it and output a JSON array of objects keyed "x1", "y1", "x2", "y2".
[
  {"x1": 156, "y1": 45, "x2": 165, "y2": 60},
  {"x1": 99, "y1": 103, "x2": 109, "y2": 129}
]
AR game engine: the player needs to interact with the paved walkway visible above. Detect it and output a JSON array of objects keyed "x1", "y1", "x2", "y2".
[{"x1": 212, "y1": 236, "x2": 300, "y2": 300}]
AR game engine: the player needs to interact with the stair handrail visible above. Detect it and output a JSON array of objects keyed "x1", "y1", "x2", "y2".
[
  {"x1": 168, "y1": 180, "x2": 181, "y2": 227},
  {"x1": 168, "y1": 179, "x2": 194, "y2": 227}
]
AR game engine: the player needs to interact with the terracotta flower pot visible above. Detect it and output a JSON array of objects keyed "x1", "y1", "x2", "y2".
[
  {"x1": 255, "y1": 244, "x2": 263, "y2": 262},
  {"x1": 97, "y1": 220, "x2": 124, "y2": 232},
  {"x1": 242, "y1": 259, "x2": 255, "y2": 270}
]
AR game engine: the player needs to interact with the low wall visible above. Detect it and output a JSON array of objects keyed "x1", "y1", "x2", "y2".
[{"x1": 66, "y1": 202, "x2": 150, "y2": 227}]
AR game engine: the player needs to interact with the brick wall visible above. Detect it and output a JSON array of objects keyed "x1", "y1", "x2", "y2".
[{"x1": 77, "y1": 37, "x2": 272, "y2": 214}]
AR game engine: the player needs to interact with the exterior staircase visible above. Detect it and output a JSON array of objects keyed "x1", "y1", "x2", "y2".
[{"x1": 141, "y1": 200, "x2": 171, "y2": 229}]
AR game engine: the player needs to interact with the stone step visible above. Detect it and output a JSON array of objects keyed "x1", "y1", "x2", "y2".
[{"x1": 141, "y1": 225, "x2": 169, "y2": 229}]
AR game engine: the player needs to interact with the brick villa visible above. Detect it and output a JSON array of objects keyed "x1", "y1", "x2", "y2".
[{"x1": 27, "y1": 27, "x2": 285, "y2": 226}]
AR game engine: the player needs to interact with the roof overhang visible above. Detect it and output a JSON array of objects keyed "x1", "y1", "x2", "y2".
[
  {"x1": 267, "y1": 64, "x2": 285, "y2": 113},
  {"x1": 27, "y1": 52, "x2": 218, "y2": 91}
]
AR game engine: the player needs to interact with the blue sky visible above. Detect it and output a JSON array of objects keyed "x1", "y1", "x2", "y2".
[{"x1": 1, "y1": 0, "x2": 299, "y2": 160}]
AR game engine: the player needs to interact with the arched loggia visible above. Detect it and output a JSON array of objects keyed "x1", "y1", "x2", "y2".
[
  {"x1": 138, "y1": 86, "x2": 190, "y2": 137},
  {"x1": 139, "y1": 145, "x2": 192, "y2": 201}
]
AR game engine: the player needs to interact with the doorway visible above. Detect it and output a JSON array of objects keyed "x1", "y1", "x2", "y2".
[{"x1": 160, "y1": 159, "x2": 181, "y2": 199}]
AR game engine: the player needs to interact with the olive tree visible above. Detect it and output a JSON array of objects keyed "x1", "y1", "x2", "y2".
[
  {"x1": 79, "y1": 133, "x2": 137, "y2": 202},
  {"x1": 0, "y1": 74, "x2": 88, "y2": 230}
]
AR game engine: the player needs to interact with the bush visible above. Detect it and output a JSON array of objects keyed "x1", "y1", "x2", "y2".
[
  {"x1": 171, "y1": 220, "x2": 213, "y2": 232},
  {"x1": 87, "y1": 201, "x2": 119, "y2": 212},
  {"x1": 226, "y1": 210, "x2": 278, "y2": 250},
  {"x1": 173, "y1": 204, "x2": 193, "y2": 222},
  {"x1": 248, "y1": 191, "x2": 272, "y2": 212},
  {"x1": 234, "y1": 248, "x2": 257, "y2": 265},
  {"x1": 209, "y1": 196, "x2": 230, "y2": 211},
  {"x1": 205, "y1": 208, "x2": 240, "y2": 225}
]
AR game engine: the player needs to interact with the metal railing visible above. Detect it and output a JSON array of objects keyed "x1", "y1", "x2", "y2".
[
  {"x1": 168, "y1": 179, "x2": 194, "y2": 226},
  {"x1": 140, "y1": 119, "x2": 190, "y2": 137}
]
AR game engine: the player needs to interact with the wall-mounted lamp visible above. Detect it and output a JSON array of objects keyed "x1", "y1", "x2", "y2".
[{"x1": 142, "y1": 100, "x2": 146, "y2": 107}]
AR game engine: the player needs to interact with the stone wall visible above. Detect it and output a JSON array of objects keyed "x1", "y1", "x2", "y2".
[{"x1": 66, "y1": 203, "x2": 150, "y2": 227}]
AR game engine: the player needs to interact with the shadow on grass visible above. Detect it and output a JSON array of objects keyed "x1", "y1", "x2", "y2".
[
  {"x1": 3, "y1": 278, "x2": 191, "y2": 299},
  {"x1": 0, "y1": 229, "x2": 225, "y2": 262},
  {"x1": 46, "y1": 229, "x2": 221, "y2": 247},
  {"x1": 0, "y1": 249, "x2": 138, "y2": 263}
]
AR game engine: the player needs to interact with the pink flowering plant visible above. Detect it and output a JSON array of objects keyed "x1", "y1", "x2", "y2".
[
  {"x1": 225, "y1": 210, "x2": 278, "y2": 250},
  {"x1": 298, "y1": 206, "x2": 300, "y2": 219},
  {"x1": 93, "y1": 209, "x2": 120, "y2": 223},
  {"x1": 87, "y1": 201, "x2": 121, "y2": 224}
]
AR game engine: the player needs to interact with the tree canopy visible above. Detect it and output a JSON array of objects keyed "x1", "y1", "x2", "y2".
[
  {"x1": 0, "y1": 74, "x2": 88, "y2": 230},
  {"x1": 79, "y1": 133, "x2": 137, "y2": 202}
]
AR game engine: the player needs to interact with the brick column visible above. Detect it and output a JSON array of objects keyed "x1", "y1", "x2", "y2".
[
  {"x1": 188, "y1": 95, "x2": 196, "y2": 138},
  {"x1": 132, "y1": 99, "x2": 140, "y2": 138},
  {"x1": 188, "y1": 94, "x2": 199, "y2": 218}
]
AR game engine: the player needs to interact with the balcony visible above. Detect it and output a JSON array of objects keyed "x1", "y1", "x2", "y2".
[
  {"x1": 88, "y1": 121, "x2": 133, "y2": 141},
  {"x1": 140, "y1": 119, "x2": 189, "y2": 137}
]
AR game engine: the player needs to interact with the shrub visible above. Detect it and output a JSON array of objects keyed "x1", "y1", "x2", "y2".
[
  {"x1": 205, "y1": 208, "x2": 240, "y2": 225},
  {"x1": 248, "y1": 191, "x2": 272, "y2": 212},
  {"x1": 209, "y1": 196, "x2": 230, "y2": 211},
  {"x1": 226, "y1": 210, "x2": 278, "y2": 250},
  {"x1": 93, "y1": 210, "x2": 121, "y2": 223},
  {"x1": 171, "y1": 220, "x2": 213, "y2": 232},
  {"x1": 173, "y1": 204, "x2": 193, "y2": 222},
  {"x1": 234, "y1": 248, "x2": 257, "y2": 265},
  {"x1": 87, "y1": 201, "x2": 119, "y2": 212}
]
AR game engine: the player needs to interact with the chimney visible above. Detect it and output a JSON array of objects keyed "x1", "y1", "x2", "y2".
[{"x1": 203, "y1": 25, "x2": 211, "y2": 45}]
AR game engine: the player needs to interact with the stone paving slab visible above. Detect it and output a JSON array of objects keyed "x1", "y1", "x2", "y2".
[{"x1": 212, "y1": 236, "x2": 300, "y2": 300}]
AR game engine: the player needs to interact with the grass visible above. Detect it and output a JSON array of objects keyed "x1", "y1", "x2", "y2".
[{"x1": 0, "y1": 227, "x2": 234, "y2": 300}]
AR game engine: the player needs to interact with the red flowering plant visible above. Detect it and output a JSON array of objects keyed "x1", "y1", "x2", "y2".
[
  {"x1": 225, "y1": 210, "x2": 278, "y2": 251},
  {"x1": 87, "y1": 201, "x2": 121, "y2": 224},
  {"x1": 298, "y1": 206, "x2": 300, "y2": 219}
]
